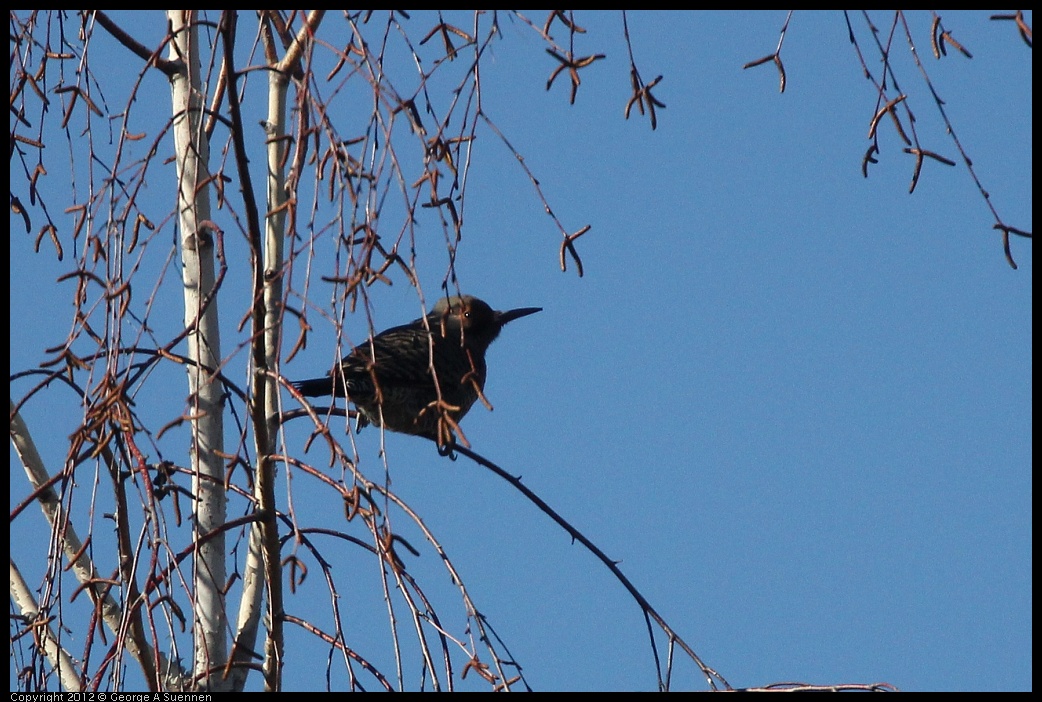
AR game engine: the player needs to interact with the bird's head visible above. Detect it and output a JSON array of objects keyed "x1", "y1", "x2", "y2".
[{"x1": 431, "y1": 295, "x2": 542, "y2": 350}]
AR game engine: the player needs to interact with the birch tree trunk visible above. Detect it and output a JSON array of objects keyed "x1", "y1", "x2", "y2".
[{"x1": 168, "y1": 10, "x2": 228, "y2": 690}]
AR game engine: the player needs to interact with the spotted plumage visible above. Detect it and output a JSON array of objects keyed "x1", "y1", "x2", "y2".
[{"x1": 293, "y1": 295, "x2": 541, "y2": 446}]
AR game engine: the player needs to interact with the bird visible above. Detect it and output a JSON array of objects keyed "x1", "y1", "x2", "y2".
[{"x1": 293, "y1": 295, "x2": 541, "y2": 447}]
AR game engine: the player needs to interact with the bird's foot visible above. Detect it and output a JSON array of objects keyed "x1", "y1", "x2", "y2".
[{"x1": 437, "y1": 441, "x2": 458, "y2": 460}]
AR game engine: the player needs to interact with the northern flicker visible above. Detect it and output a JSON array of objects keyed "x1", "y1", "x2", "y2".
[{"x1": 293, "y1": 295, "x2": 541, "y2": 446}]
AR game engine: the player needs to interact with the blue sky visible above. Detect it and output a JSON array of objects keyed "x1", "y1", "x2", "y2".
[{"x1": 9, "y1": 11, "x2": 1031, "y2": 692}]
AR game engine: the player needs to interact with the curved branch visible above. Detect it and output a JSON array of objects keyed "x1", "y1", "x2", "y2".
[{"x1": 448, "y1": 442, "x2": 731, "y2": 691}]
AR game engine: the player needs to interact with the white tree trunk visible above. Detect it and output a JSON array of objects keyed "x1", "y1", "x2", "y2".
[{"x1": 168, "y1": 10, "x2": 228, "y2": 690}]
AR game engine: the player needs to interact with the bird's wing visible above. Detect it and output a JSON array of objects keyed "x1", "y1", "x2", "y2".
[{"x1": 340, "y1": 325, "x2": 440, "y2": 390}]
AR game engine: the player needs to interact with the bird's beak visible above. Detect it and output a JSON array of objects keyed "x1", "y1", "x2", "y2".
[{"x1": 496, "y1": 306, "x2": 542, "y2": 326}]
